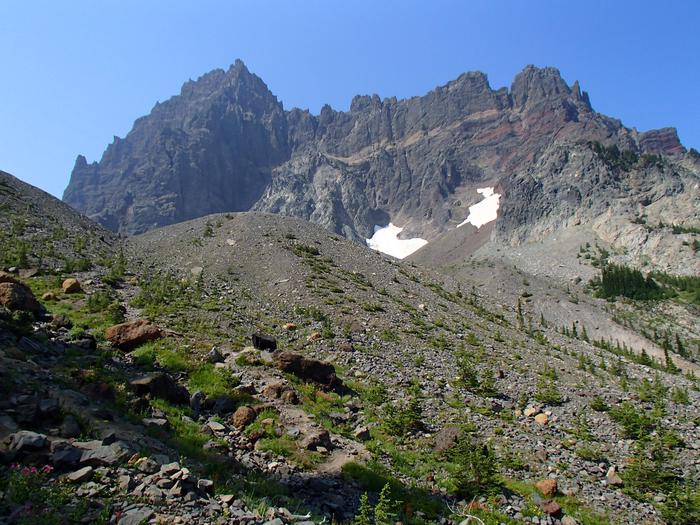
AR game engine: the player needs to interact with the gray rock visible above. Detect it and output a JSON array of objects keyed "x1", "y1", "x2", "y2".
[
  {"x1": 67, "y1": 466, "x2": 93, "y2": 483},
  {"x1": 130, "y1": 372, "x2": 190, "y2": 405},
  {"x1": 59, "y1": 414, "x2": 82, "y2": 438},
  {"x1": 51, "y1": 444, "x2": 83, "y2": 468},
  {"x1": 197, "y1": 478, "x2": 214, "y2": 494},
  {"x1": 299, "y1": 429, "x2": 332, "y2": 451},
  {"x1": 118, "y1": 507, "x2": 154, "y2": 525},
  {"x1": 207, "y1": 347, "x2": 224, "y2": 363},
  {"x1": 80, "y1": 442, "x2": 131, "y2": 467},
  {"x1": 10, "y1": 430, "x2": 48, "y2": 452},
  {"x1": 142, "y1": 417, "x2": 170, "y2": 430}
]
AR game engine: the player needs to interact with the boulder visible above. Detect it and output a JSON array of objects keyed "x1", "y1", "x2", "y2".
[
  {"x1": 274, "y1": 352, "x2": 340, "y2": 390},
  {"x1": 142, "y1": 418, "x2": 170, "y2": 430},
  {"x1": 51, "y1": 444, "x2": 83, "y2": 469},
  {"x1": 41, "y1": 292, "x2": 57, "y2": 301},
  {"x1": 433, "y1": 426, "x2": 460, "y2": 454},
  {"x1": 262, "y1": 382, "x2": 297, "y2": 403},
  {"x1": 67, "y1": 466, "x2": 93, "y2": 483},
  {"x1": 299, "y1": 428, "x2": 332, "y2": 451},
  {"x1": 79, "y1": 442, "x2": 131, "y2": 467},
  {"x1": 10, "y1": 430, "x2": 48, "y2": 452},
  {"x1": 252, "y1": 332, "x2": 277, "y2": 351},
  {"x1": 535, "y1": 478, "x2": 558, "y2": 497},
  {"x1": 534, "y1": 413, "x2": 549, "y2": 426},
  {"x1": 117, "y1": 507, "x2": 154, "y2": 525},
  {"x1": 211, "y1": 395, "x2": 237, "y2": 415},
  {"x1": 540, "y1": 500, "x2": 562, "y2": 516},
  {"x1": 0, "y1": 281, "x2": 40, "y2": 314},
  {"x1": 51, "y1": 314, "x2": 73, "y2": 329},
  {"x1": 353, "y1": 426, "x2": 371, "y2": 441},
  {"x1": 18, "y1": 268, "x2": 39, "y2": 279},
  {"x1": 232, "y1": 406, "x2": 257, "y2": 429},
  {"x1": 130, "y1": 373, "x2": 190, "y2": 405},
  {"x1": 105, "y1": 319, "x2": 162, "y2": 351},
  {"x1": 606, "y1": 465, "x2": 624, "y2": 486},
  {"x1": 62, "y1": 278, "x2": 82, "y2": 294},
  {"x1": 524, "y1": 406, "x2": 539, "y2": 417},
  {"x1": 207, "y1": 347, "x2": 224, "y2": 363}
]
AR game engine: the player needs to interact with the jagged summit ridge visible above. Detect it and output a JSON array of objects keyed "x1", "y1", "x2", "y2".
[{"x1": 64, "y1": 60, "x2": 693, "y2": 250}]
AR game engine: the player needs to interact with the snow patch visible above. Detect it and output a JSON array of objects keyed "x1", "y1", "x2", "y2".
[
  {"x1": 366, "y1": 223, "x2": 428, "y2": 259},
  {"x1": 457, "y1": 187, "x2": 501, "y2": 229}
]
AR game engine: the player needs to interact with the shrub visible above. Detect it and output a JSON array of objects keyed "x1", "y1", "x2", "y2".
[
  {"x1": 622, "y1": 438, "x2": 677, "y2": 500},
  {"x1": 590, "y1": 396, "x2": 609, "y2": 412},
  {"x1": 382, "y1": 385, "x2": 423, "y2": 436},
  {"x1": 660, "y1": 485, "x2": 700, "y2": 525},
  {"x1": 534, "y1": 375, "x2": 562, "y2": 405},
  {"x1": 449, "y1": 435, "x2": 500, "y2": 499},
  {"x1": 352, "y1": 483, "x2": 398, "y2": 525},
  {"x1": 636, "y1": 376, "x2": 668, "y2": 402},
  {"x1": 609, "y1": 402, "x2": 656, "y2": 439},
  {"x1": 670, "y1": 386, "x2": 690, "y2": 405}
]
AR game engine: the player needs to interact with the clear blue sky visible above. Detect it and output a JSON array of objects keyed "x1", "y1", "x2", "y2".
[{"x1": 1, "y1": 0, "x2": 699, "y2": 198}]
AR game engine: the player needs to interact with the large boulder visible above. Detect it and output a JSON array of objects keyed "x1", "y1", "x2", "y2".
[
  {"x1": 0, "y1": 280, "x2": 40, "y2": 314},
  {"x1": 10, "y1": 430, "x2": 48, "y2": 452},
  {"x1": 62, "y1": 278, "x2": 82, "y2": 294},
  {"x1": 299, "y1": 428, "x2": 332, "y2": 451},
  {"x1": 251, "y1": 332, "x2": 277, "y2": 351},
  {"x1": 130, "y1": 373, "x2": 189, "y2": 405},
  {"x1": 231, "y1": 406, "x2": 257, "y2": 429},
  {"x1": 105, "y1": 319, "x2": 162, "y2": 351},
  {"x1": 274, "y1": 352, "x2": 341, "y2": 390}
]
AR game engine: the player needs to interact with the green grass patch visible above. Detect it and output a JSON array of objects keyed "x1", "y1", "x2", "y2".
[{"x1": 188, "y1": 365, "x2": 241, "y2": 398}]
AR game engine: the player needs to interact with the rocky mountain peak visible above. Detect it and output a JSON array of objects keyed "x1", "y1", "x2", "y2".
[
  {"x1": 64, "y1": 62, "x2": 697, "y2": 252},
  {"x1": 510, "y1": 64, "x2": 587, "y2": 111}
]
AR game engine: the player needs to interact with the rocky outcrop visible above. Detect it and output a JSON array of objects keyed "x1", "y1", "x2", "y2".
[{"x1": 63, "y1": 61, "x2": 696, "y2": 250}]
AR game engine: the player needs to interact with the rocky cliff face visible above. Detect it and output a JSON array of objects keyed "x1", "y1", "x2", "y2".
[{"x1": 64, "y1": 61, "x2": 699, "y2": 270}]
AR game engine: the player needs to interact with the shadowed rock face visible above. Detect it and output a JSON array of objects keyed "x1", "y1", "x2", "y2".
[{"x1": 63, "y1": 61, "x2": 695, "y2": 246}]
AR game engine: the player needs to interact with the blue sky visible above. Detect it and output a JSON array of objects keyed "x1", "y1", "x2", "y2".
[{"x1": 1, "y1": 0, "x2": 699, "y2": 198}]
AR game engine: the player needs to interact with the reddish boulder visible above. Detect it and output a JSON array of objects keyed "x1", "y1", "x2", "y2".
[
  {"x1": 535, "y1": 478, "x2": 558, "y2": 498},
  {"x1": 0, "y1": 281, "x2": 40, "y2": 314},
  {"x1": 105, "y1": 319, "x2": 161, "y2": 351},
  {"x1": 231, "y1": 406, "x2": 257, "y2": 429},
  {"x1": 540, "y1": 501, "x2": 562, "y2": 516}
]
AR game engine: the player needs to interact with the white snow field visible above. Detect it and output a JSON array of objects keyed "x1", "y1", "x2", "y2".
[
  {"x1": 365, "y1": 223, "x2": 428, "y2": 259},
  {"x1": 457, "y1": 187, "x2": 501, "y2": 229}
]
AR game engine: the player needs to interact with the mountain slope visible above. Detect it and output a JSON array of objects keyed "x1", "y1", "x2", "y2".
[
  {"x1": 1, "y1": 169, "x2": 117, "y2": 270},
  {"x1": 2, "y1": 173, "x2": 699, "y2": 524}
]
